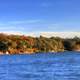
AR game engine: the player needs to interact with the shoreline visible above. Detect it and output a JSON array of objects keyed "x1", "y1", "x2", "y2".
[
  {"x1": 0, "y1": 50, "x2": 80, "y2": 55},
  {"x1": 0, "y1": 33, "x2": 79, "y2": 55}
]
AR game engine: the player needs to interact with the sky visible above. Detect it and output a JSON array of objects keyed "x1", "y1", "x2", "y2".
[{"x1": 0, "y1": 0, "x2": 80, "y2": 35}]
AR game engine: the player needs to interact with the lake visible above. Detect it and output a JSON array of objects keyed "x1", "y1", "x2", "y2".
[{"x1": 0, "y1": 51, "x2": 80, "y2": 80}]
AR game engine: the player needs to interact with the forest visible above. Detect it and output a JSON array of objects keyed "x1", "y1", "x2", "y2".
[{"x1": 0, "y1": 33, "x2": 80, "y2": 54}]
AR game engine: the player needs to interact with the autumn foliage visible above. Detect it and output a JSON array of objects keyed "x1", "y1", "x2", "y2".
[{"x1": 0, "y1": 33, "x2": 79, "y2": 54}]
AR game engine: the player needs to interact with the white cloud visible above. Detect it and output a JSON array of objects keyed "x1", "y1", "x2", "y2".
[
  {"x1": 40, "y1": 32, "x2": 80, "y2": 38},
  {"x1": 0, "y1": 26, "x2": 25, "y2": 30},
  {"x1": 7, "y1": 20, "x2": 41, "y2": 24},
  {"x1": 0, "y1": 19, "x2": 41, "y2": 27},
  {"x1": 0, "y1": 31, "x2": 80, "y2": 38},
  {"x1": 0, "y1": 31, "x2": 22, "y2": 35}
]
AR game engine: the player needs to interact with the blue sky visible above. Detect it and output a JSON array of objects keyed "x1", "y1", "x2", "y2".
[{"x1": 0, "y1": 0, "x2": 80, "y2": 33}]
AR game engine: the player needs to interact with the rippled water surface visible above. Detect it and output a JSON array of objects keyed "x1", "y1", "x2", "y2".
[{"x1": 0, "y1": 51, "x2": 80, "y2": 80}]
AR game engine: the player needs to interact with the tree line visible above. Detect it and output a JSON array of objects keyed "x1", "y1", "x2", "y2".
[{"x1": 0, "y1": 33, "x2": 80, "y2": 54}]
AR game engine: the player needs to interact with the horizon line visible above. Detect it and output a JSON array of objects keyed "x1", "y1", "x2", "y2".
[{"x1": 0, "y1": 31, "x2": 80, "y2": 38}]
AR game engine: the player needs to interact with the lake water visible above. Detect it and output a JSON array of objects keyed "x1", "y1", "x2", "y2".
[{"x1": 0, "y1": 51, "x2": 80, "y2": 80}]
